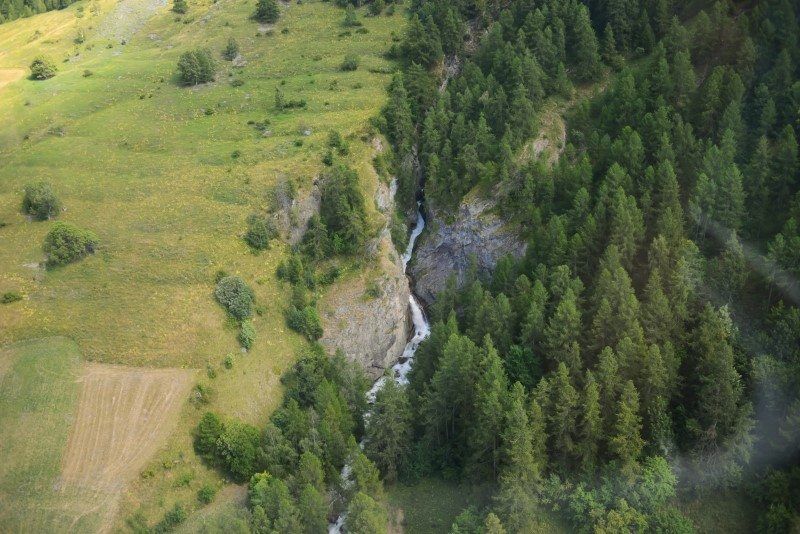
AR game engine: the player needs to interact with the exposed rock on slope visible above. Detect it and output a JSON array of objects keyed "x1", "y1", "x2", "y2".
[
  {"x1": 318, "y1": 161, "x2": 410, "y2": 379},
  {"x1": 409, "y1": 193, "x2": 527, "y2": 304}
]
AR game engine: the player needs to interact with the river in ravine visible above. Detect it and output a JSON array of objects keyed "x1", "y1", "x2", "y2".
[{"x1": 329, "y1": 201, "x2": 431, "y2": 533}]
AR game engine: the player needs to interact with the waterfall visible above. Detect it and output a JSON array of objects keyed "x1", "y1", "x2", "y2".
[{"x1": 329, "y1": 201, "x2": 431, "y2": 533}]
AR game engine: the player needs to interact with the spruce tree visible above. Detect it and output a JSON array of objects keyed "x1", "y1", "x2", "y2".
[{"x1": 547, "y1": 362, "x2": 579, "y2": 468}]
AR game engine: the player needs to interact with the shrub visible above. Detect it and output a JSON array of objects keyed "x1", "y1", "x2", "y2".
[
  {"x1": 254, "y1": 0, "x2": 279, "y2": 23},
  {"x1": 343, "y1": 5, "x2": 360, "y2": 27},
  {"x1": 222, "y1": 37, "x2": 238, "y2": 61},
  {"x1": 22, "y1": 181, "x2": 61, "y2": 220},
  {"x1": 223, "y1": 354, "x2": 234, "y2": 369},
  {"x1": 195, "y1": 412, "x2": 224, "y2": 459},
  {"x1": 172, "y1": 0, "x2": 187, "y2": 14},
  {"x1": 1, "y1": 291, "x2": 23, "y2": 304},
  {"x1": 286, "y1": 305, "x2": 323, "y2": 340},
  {"x1": 238, "y1": 320, "x2": 255, "y2": 350},
  {"x1": 214, "y1": 275, "x2": 254, "y2": 320},
  {"x1": 340, "y1": 54, "x2": 360, "y2": 71},
  {"x1": 177, "y1": 49, "x2": 216, "y2": 85},
  {"x1": 154, "y1": 503, "x2": 187, "y2": 533},
  {"x1": 244, "y1": 214, "x2": 277, "y2": 250},
  {"x1": 216, "y1": 420, "x2": 261, "y2": 482},
  {"x1": 368, "y1": 0, "x2": 384, "y2": 16},
  {"x1": 198, "y1": 484, "x2": 217, "y2": 505},
  {"x1": 29, "y1": 56, "x2": 57, "y2": 80},
  {"x1": 43, "y1": 222, "x2": 98, "y2": 267}
]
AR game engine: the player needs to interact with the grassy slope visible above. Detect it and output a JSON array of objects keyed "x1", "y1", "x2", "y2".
[
  {"x1": 0, "y1": 337, "x2": 93, "y2": 532},
  {"x1": 0, "y1": 0, "x2": 403, "y2": 529}
]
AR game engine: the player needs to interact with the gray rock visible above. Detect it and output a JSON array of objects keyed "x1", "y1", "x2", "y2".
[
  {"x1": 319, "y1": 169, "x2": 410, "y2": 379},
  {"x1": 409, "y1": 194, "x2": 527, "y2": 304}
]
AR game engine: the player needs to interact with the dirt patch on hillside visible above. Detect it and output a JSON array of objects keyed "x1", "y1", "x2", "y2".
[
  {"x1": 0, "y1": 68, "x2": 25, "y2": 90},
  {"x1": 59, "y1": 363, "x2": 194, "y2": 531},
  {"x1": 96, "y1": 0, "x2": 167, "y2": 43}
]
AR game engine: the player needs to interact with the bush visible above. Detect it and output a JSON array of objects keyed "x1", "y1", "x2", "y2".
[
  {"x1": 22, "y1": 181, "x2": 61, "y2": 220},
  {"x1": 340, "y1": 54, "x2": 360, "y2": 71},
  {"x1": 223, "y1": 354, "x2": 234, "y2": 369},
  {"x1": 43, "y1": 222, "x2": 98, "y2": 267},
  {"x1": 368, "y1": 0, "x2": 384, "y2": 16},
  {"x1": 222, "y1": 37, "x2": 239, "y2": 61},
  {"x1": 216, "y1": 420, "x2": 261, "y2": 482},
  {"x1": 29, "y1": 56, "x2": 57, "y2": 80},
  {"x1": 254, "y1": 0, "x2": 279, "y2": 23},
  {"x1": 239, "y1": 320, "x2": 255, "y2": 350},
  {"x1": 244, "y1": 214, "x2": 277, "y2": 250},
  {"x1": 195, "y1": 412, "x2": 224, "y2": 459},
  {"x1": 198, "y1": 483, "x2": 217, "y2": 505},
  {"x1": 286, "y1": 305, "x2": 323, "y2": 340},
  {"x1": 1, "y1": 291, "x2": 23, "y2": 304},
  {"x1": 343, "y1": 5, "x2": 361, "y2": 27},
  {"x1": 154, "y1": 503, "x2": 187, "y2": 533},
  {"x1": 214, "y1": 275, "x2": 254, "y2": 320},
  {"x1": 177, "y1": 49, "x2": 216, "y2": 85},
  {"x1": 172, "y1": 0, "x2": 187, "y2": 14}
]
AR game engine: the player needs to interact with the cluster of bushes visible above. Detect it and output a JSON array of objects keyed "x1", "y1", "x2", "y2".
[
  {"x1": 43, "y1": 222, "x2": 98, "y2": 267},
  {"x1": 214, "y1": 274, "x2": 257, "y2": 349},
  {"x1": 172, "y1": 0, "x2": 187, "y2": 14},
  {"x1": 340, "y1": 54, "x2": 360, "y2": 71},
  {"x1": 0, "y1": 0, "x2": 79, "y2": 24},
  {"x1": 177, "y1": 49, "x2": 216, "y2": 85},
  {"x1": 195, "y1": 346, "x2": 385, "y2": 532}
]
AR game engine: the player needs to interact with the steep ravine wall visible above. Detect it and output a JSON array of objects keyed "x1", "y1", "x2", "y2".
[{"x1": 409, "y1": 193, "x2": 528, "y2": 304}]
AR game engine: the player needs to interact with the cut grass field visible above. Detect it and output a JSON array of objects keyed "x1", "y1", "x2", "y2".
[{"x1": 0, "y1": 0, "x2": 403, "y2": 530}]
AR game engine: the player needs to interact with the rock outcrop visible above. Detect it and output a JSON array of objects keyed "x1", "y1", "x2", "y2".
[
  {"x1": 409, "y1": 193, "x2": 527, "y2": 304},
  {"x1": 318, "y1": 160, "x2": 410, "y2": 379}
]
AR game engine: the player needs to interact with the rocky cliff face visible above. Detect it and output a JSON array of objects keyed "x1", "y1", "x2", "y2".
[
  {"x1": 409, "y1": 193, "x2": 527, "y2": 304},
  {"x1": 318, "y1": 164, "x2": 410, "y2": 380}
]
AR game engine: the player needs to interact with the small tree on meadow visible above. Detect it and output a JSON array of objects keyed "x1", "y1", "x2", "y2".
[
  {"x1": 22, "y1": 181, "x2": 61, "y2": 220},
  {"x1": 177, "y1": 49, "x2": 216, "y2": 85},
  {"x1": 222, "y1": 37, "x2": 239, "y2": 61}
]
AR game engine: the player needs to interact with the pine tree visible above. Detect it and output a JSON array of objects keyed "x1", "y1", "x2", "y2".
[
  {"x1": 641, "y1": 271, "x2": 674, "y2": 346},
  {"x1": 519, "y1": 279, "x2": 548, "y2": 350},
  {"x1": 254, "y1": 0, "x2": 279, "y2": 23},
  {"x1": 745, "y1": 136, "x2": 773, "y2": 238},
  {"x1": 298, "y1": 484, "x2": 327, "y2": 534},
  {"x1": 601, "y1": 24, "x2": 623, "y2": 71},
  {"x1": 610, "y1": 380, "x2": 645, "y2": 478},
  {"x1": 571, "y1": 4, "x2": 601, "y2": 82},
  {"x1": 670, "y1": 50, "x2": 695, "y2": 109}
]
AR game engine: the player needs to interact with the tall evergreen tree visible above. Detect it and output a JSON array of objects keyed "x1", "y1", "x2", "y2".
[{"x1": 610, "y1": 380, "x2": 645, "y2": 478}]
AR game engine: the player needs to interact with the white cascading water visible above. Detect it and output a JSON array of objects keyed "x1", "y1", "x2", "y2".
[{"x1": 329, "y1": 202, "x2": 431, "y2": 533}]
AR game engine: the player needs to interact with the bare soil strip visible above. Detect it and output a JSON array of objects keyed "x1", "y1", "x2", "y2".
[
  {"x1": 0, "y1": 68, "x2": 25, "y2": 90},
  {"x1": 60, "y1": 363, "x2": 194, "y2": 531}
]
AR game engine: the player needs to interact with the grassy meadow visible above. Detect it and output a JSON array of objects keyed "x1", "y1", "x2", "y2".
[{"x1": 0, "y1": 0, "x2": 404, "y2": 529}]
